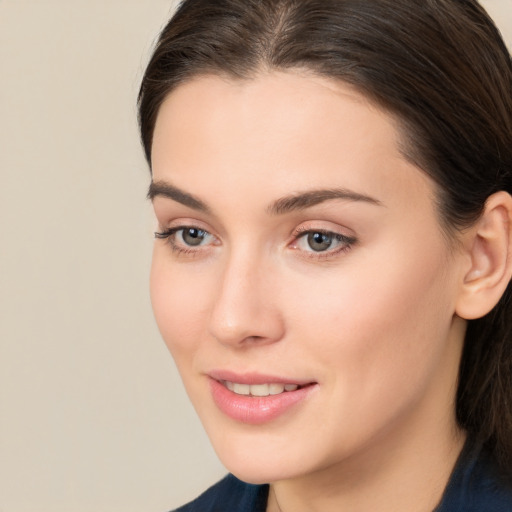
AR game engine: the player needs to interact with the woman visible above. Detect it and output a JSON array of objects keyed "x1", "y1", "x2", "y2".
[{"x1": 138, "y1": 0, "x2": 512, "y2": 510}]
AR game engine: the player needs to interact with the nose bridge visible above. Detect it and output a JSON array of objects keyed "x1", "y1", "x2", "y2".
[{"x1": 208, "y1": 243, "x2": 283, "y2": 346}]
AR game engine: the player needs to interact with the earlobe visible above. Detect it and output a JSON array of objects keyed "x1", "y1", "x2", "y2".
[{"x1": 455, "y1": 191, "x2": 512, "y2": 320}]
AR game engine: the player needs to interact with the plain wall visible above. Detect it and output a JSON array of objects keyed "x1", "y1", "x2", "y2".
[{"x1": 0, "y1": 1, "x2": 511, "y2": 511}]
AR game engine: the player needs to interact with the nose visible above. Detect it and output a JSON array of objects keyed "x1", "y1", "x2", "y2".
[{"x1": 208, "y1": 249, "x2": 285, "y2": 348}]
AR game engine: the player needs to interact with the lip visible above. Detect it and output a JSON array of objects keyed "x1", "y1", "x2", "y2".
[
  {"x1": 208, "y1": 370, "x2": 314, "y2": 386},
  {"x1": 208, "y1": 371, "x2": 317, "y2": 425}
]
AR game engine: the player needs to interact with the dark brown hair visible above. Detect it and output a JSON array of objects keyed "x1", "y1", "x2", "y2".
[{"x1": 138, "y1": 0, "x2": 512, "y2": 471}]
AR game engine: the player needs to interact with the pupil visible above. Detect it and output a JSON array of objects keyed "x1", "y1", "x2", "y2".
[
  {"x1": 183, "y1": 228, "x2": 205, "y2": 246},
  {"x1": 308, "y1": 232, "x2": 332, "y2": 252}
]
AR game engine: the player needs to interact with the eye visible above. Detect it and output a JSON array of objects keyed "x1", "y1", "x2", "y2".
[
  {"x1": 179, "y1": 227, "x2": 208, "y2": 246},
  {"x1": 154, "y1": 225, "x2": 216, "y2": 253},
  {"x1": 292, "y1": 228, "x2": 356, "y2": 256},
  {"x1": 306, "y1": 231, "x2": 335, "y2": 252}
]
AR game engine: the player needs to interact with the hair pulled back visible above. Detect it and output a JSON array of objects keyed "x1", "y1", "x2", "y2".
[{"x1": 138, "y1": 0, "x2": 512, "y2": 472}]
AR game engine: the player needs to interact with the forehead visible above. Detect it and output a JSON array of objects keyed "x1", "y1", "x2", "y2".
[
  {"x1": 152, "y1": 71, "x2": 392, "y2": 158},
  {"x1": 151, "y1": 71, "x2": 435, "y2": 214}
]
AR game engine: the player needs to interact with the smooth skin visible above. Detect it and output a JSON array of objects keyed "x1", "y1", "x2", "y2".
[{"x1": 149, "y1": 72, "x2": 512, "y2": 512}]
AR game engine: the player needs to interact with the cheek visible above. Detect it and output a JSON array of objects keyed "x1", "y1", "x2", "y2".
[
  {"x1": 274, "y1": 241, "x2": 459, "y2": 458},
  {"x1": 285, "y1": 236, "x2": 456, "y2": 392},
  {"x1": 150, "y1": 251, "x2": 210, "y2": 361}
]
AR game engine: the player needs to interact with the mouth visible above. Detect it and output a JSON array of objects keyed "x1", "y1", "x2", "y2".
[
  {"x1": 208, "y1": 373, "x2": 317, "y2": 424},
  {"x1": 222, "y1": 381, "x2": 302, "y2": 397}
]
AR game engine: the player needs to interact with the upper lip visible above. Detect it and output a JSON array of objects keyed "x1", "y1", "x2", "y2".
[{"x1": 208, "y1": 369, "x2": 316, "y2": 386}]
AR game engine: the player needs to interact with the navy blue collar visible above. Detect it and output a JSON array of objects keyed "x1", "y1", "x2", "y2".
[
  {"x1": 434, "y1": 439, "x2": 512, "y2": 512},
  {"x1": 173, "y1": 439, "x2": 512, "y2": 511}
]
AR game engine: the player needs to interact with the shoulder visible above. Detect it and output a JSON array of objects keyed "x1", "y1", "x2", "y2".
[
  {"x1": 463, "y1": 449, "x2": 512, "y2": 512},
  {"x1": 436, "y1": 441, "x2": 512, "y2": 512},
  {"x1": 171, "y1": 474, "x2": 269, "y2": 512}
]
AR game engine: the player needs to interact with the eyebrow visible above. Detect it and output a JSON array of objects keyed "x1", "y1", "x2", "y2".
[
  {"x1": 148, "y1": 180, "x2": 382, "y2": 215},
  {"x1": 148, "y1": 180, "x2": 210, "y2": 213},
  {"x1": 267, "y1": 188, "x2": 382, "y2": 215}
]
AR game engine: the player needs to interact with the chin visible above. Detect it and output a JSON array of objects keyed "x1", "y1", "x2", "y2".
[
  {"x1": 203, "y1": 420, "x2": 328, "y2": 485},
  {"x1": 219, "y1": 453, "x2": 300, "y2": 485}
]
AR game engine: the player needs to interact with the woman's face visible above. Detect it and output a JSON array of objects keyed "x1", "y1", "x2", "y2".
[{"x1": 149, "y1": 72, "x2": 467, "y2": 484}]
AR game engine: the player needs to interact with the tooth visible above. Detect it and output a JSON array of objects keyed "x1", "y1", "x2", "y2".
[
  {"x1": 250, "y1": 384, "x2": 270, "y2": 397},
  {"x1": 269, "y1": 383, "x2": 285, "y2": 395},
  {"x1": 233, "y1": 383, "x2": 250, "y2": 395},
  {"x1": 226, "y1": 381, "x2": 300, "y2": 396}
]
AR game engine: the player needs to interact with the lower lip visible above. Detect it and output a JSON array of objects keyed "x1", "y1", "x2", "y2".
[{"x1": 209, "y1": 379, "x2": 316, "y2": 425}]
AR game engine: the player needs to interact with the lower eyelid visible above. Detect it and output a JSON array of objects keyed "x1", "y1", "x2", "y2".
[
  {"x1": 291, "y1": 230, "x2": 356, "y2": 255},
  {"x1": 157, "y1": 227, "x2": 221, "y2": 256},
  {"x1": 157, "y1": 225, "x2": 354, "y2": 257}
]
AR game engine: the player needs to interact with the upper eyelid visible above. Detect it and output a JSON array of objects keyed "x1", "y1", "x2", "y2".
[
  {"x1": 156, "y1": 225, "x2": 213, "y2": 238},
  {"x1": 156, "y1": 218, "x2": 216, "y2": 234},
  {"x1": 294, "y1": 227, "x2": 355, "y2": 239},
  {"x1": 155, "y1": 222, "x2": 356, "y2": 247},
  {"x1": 292, "y1": 229, "x2": 356, "y2": 245},
  {"x1": 292, "y1": 223, "x2": 356, "y2": 239}
]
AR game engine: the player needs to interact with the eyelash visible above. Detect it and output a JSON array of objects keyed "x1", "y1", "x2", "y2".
[
  {"x1": 154, "y1": 226, "x2": 213, "y2": 256},
  {"x1": 291, "y1": 227, "x2": 357, "y2": 260},
  {"x1": 154, "y1": 226, "x2": 357, "y2": 260}
]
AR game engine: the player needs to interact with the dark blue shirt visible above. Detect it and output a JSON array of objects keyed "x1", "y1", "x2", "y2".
[{"x1": 172, "y1": 441, "x2": 512, "y2": 511}]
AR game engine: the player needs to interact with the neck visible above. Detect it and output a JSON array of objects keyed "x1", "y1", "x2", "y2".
[{"x1": 267, "y1": 421, "x2": 466, "y2": 512}]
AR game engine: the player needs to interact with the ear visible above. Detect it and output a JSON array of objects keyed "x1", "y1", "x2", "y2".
[{"x1": 455, "y1": 191, "x2": 512, "y2": 320}]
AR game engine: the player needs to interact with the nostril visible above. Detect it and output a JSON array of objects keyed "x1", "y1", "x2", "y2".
[{"x1": 244, "y1": 335, "x2": 264, "y2": 343}]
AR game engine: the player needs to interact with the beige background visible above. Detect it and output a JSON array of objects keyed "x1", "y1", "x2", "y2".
[{"x1": 0, "y1": 1, "x2": 511, "y2": 511}]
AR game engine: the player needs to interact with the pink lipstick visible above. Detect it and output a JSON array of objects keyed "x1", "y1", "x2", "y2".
[{"x1": 208, "y1": 371, "x2": 317, "y2": 425}]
